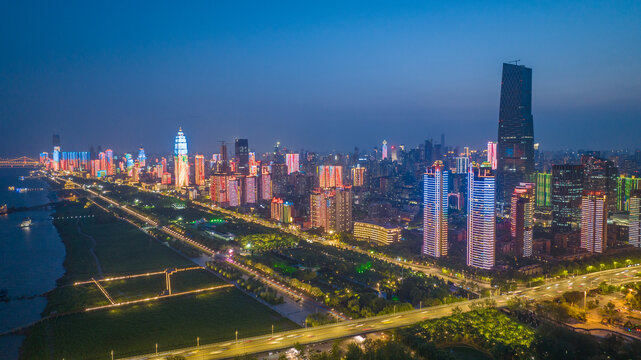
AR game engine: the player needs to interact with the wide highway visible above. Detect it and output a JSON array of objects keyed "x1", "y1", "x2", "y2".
[{"x1": 121, "y1": 264, "x2": 641, "y2": 360}]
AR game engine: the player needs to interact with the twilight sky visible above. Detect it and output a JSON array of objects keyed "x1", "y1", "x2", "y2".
[{"x1": 1, "y1": 1, "x2": 640, "y2": 156}]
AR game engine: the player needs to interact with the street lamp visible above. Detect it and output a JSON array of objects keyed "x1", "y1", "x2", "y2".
[
  {"x1": 155, "y1": 343, "x2": 158, "y2": 354},
  {"x1": 197, "y1": 337, "x2": 200, "y2": 348},
  {"x1": 235, "y1": 330, "x2": 238, "y2": 342},
  {"x1": 110, "y1": 350, "x2": 114, "y2": 360},
  {"x1": 272, "y1": 324, "x2": 274, "y2": 336}
]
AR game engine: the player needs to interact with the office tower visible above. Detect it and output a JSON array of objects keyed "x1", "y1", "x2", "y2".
[
  {"x1": 286, "y1": 153, "x2": 300, "y2": 174},
  {"x1": 535, "y1": 172, "x2": 552, "y2": 207},
  {"x1": 551, "y1": 164, "x2": 584, "y2": 232},
  {"x1": 227, "y1": 177, "x2": 242, "y2": 207},
  {"x1": 271, "y1": 198, "x2": 293, "y2": 223},
  {"x1": 210, "y1": 174, "x2": 230, "y2": 206},
  {"x1": 511, "y1": 183, "x2": 535, "y2": 257},
  {"x1": 234, "y1": 139, "x2": 249, "y2": 175},
  {"x1": 580, "y1": 191, "x2": 607, "y2": 253},
  {"x1": 318, "y1": 165, "x2": 343, "y2": 189},
  {"x1": 467, "y1": 164, "x2": 496, "y2": 270},
  {"x1": 98, "y1": 152, "x2": 106, "y2": 172},
  {"x1": 352, "y1": 166, "x2": 366, "y2": 187},
  {"x1": 423, "y1": 161, "x2": 449, "y2": 258},
  {"x1": 463, "y1": 147, "x2": 470, "y2": 157},
  {"x1": 161, "y1": 172, "x2": 172, "y2": 185},
  {"x1": 629, "y1": 190, "x2": 641, "y2": 247},
  {"x1": 138, "y1": 146, "x2": 146, "y2": 168},
  {"x1": 581, "y1": 155, "x2": 618, "y2": 213},
  {"x1": 194, "y1": 154, "x2": 205, "y2": 186},
  {"x1": 455, "y1": 156, "x2": 469, "y2": 174},
  {"x1": 174, "y1": 128, "x2": 189, "y2": 188},
  {"x1": 487, "y1": 141, "x2": 497, "y2": 170},
  {"x1": 617, "y1": 176, "x2": 641, "y2": 211},
  {"x1": 382, "y1": 140, "x2": 388, "y2": 160},
  {"x1": 261, "y1": 165, "x2": 272, "y2": 200},
  {"x1": 244, "y1": 176, "x2": 258, "y2": 204},
  {"x1": 310, "y1": 186, "x2": 352, "y2": 233},
  {"x1": 440, "y1": 133, "x2": 445, "y2": 149},
  {"x1": 103, "y1": 149, "x2": 113, "y2": 175},
  {"x1": 52, "y1": 135, "x2": 61, "y2": 171},
  {"x1": 496, "y1": 63, "x2": 534, "y2": 206},
  {"x1": 424, "y1": 139, "x2": 433, "y2": 164},
  {"x1": 39, "y1": 152, "x2": 48, "y2": 163}
]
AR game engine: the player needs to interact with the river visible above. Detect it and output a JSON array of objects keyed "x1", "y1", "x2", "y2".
[{"x1": 0, "y1": 168, "x2": 65, "y2": 360}]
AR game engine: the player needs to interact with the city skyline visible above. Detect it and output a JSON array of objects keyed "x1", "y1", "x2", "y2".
[{"x1": 2, "y1": 2, "x2": 641, "y2": 156}]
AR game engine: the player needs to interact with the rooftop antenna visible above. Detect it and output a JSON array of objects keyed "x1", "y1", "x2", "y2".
[{"x1": 508, "y1": 59, "x2": 521, "y2": 65}]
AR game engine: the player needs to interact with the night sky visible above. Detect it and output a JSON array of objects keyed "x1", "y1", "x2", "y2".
[{"x1": 1, "y1": 1, "x2": 640, "y2": 156}]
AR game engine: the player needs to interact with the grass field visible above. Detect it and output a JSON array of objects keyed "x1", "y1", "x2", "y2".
[
  {"x1": 21, "y1": 288, "x2": 299, "y2": 360},
  {"x1": 21, "y1": 198, "x2": 299, "y2": 359}
]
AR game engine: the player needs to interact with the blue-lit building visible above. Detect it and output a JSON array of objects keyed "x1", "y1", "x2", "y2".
[
  {"x1": 138, "y1": 146, "x2": 146, "y2": 168},
  {"x1": 467, "y1": 163, "x2": 496, "y2": 270},
  {"x1": 174, "y1": 127, "x2": 189, "y2": 188},
  {"x1": 423, "y1": 161, "x2": 449, "y2": 258}
]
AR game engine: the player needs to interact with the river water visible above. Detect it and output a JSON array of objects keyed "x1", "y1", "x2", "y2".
[{"x1": 0, "y1": 168, "x2": 65, "y2": 360}]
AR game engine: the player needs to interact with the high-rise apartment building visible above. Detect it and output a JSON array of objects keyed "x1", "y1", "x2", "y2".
[
  {"x1": 455, "y1": 157, "x2": 469, "y2": 174},
  {"x1": 496, "y1": 63, "x2": 534, "y2": 206},
  {"x1": 511, "y1": 183, "x2": 535, "y2": 257},
  {"x1": 210, "y1": 174, "x2": 230, "y2": 206},
  {"x1": 194, "y1": 154, "x2": 205, "y2": 186},
  {"x1": 286, "y1": 153, "x2": 300, "y2": 174},
  {"x1": 310, "y1": 186, "x2": 352, "y2": 233},
  {"x1": 617, "y1": 176, "x2": 641, "y2": 211},
  {"x1": 318, "y1": 165, "x2": 343, "y2": 189},
  {"x1": 351, "y1": 166, "x2": 366, "y2": 187},
  {"x1": 580, "y1": 191, "x2": 607, "y2": 253},
  {"x1": 467, "y1": 164, "x2": 495, "y2": 270},
  {"x1": 423, "y1": 161, "x2": 449, "y2": 258},
  {"x1": 629, "y1": 190, "x2": 641, "y2": 248},
  {"x1": 552, "y1": 164, "x2": 583, "y2": 232},
  {"x1": 271, "y1": 198, "x2": 293, "y2": 223}
]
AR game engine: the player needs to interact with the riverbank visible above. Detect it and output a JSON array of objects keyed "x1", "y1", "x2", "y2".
[{"x1": 0, "y1": 170, "x2": 65, "y2": 360}]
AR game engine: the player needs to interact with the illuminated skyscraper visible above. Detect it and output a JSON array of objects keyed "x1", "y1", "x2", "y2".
[
  {"x1": 210, "y1": 174, "x2": 230, "y2": 206},
  {"x1": 194, "y1": 154, "x2": 205, "y2": 186},
  {"x1": 618, "y1": 176, "x2": 641, "y2": 211},
  {"x1": 310, "y1": 186, "x2": 352, "y2": 233},
  {"x1": 138, "y1": 146, "x2": 146, "y2": 168},
  {"x1": 467, "y1": 163, "x2": 495, "y2": 270},
  {"x1": 487, "y1": 141, "x2": 497, "y2": 170},
  {"x1": 423, "y1": 161, "x2": 449, "y2": 258},
  {"x1": 318, "y1": 165, "x2": 343, "y2": 189},
  {"x1": 351, "y1": 166, "x2": 366, "y2": 187},
  {"x1": 455, "y1": 156, "x2": 469, "y2": 174},
  {"x1": 105, "y1": 149, "x2": 114, "y2": 175},
  {"x1": 496, "y1": 63, "x2": 534, "y2": 206},
  {"x1": 511, "y1": 183, "x2": 535, "y2": 257},
  {"x1": 227, "y1": 177, "x2": 242, "y2": 207},
  {"x1": 244, "y1": 176, "x2": 258, "y2": 204},
  {"x1": 552, "y1": 164, "x2": 583, "y2": 232},
  {"x1": 98, "y1": 152, "x2": 106, "y2": 172},
  {"x1": 235, "y1": 138, "x2": 249, "y2": 175},
  {"x1": 580, "y1": 191, "x2": 607, "y2": 253},
  {"x1": 52, "y1": 134, "x2": 61, "y2": 171},
  {"x1": 261, "y1": 165, "x2": 272, "y2": 200},
  {"x1": 174, "y1": 128, "x2": 189, "y2": 188},
  {"x1": 286, "y1": 153, "x2": 300, "y2": 174},
  {"x1": 535, "y1": 172, "x2": 552, "y2": 207},
  {"x1": 381, "y1": 140, "x2": 388, "y2": 160},
  {"x1": 629, "y1": 190, "x2": 641, "y2": 248}
]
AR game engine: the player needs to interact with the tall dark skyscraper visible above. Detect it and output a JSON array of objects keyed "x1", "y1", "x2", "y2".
[
  {"x1": 52, "y1": 134, "x2": 60, "y2": 148},
  {"x1": 496, "y1": 63, "x2": 534, "y2": 206},
  {"x1": 234, "y1": 138, "x2": 249, "y2": 175}
]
